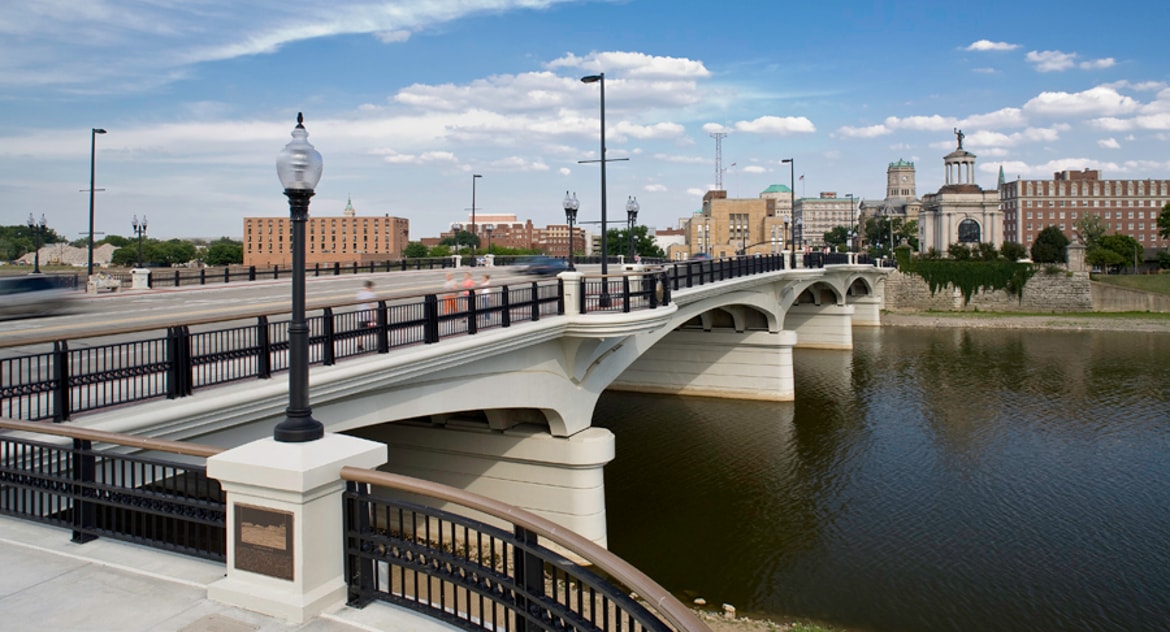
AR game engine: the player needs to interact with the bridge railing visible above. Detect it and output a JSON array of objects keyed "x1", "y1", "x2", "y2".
[
  {"x1": 664, "y1": 253, "x2": 786, "y2": 290},
  {"x1": 0, "y1": 417, "x2": 707, "y2": 631},
  {"x1": 342, "y1": 467, "x2": 710, "y2": 632},
  {"x1": 579, "y1": 270, "x2": 672, "y2": 314},
  {"x1": 0, "y1": 417, "x2": 226, "y2": 561}
]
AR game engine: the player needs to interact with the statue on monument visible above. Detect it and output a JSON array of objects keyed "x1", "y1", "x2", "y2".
[{"x1": 954, "y1": 128, "x2": 965, "y2": 150}]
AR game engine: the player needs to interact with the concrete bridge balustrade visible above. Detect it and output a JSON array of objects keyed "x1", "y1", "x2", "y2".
[{"x1": 75, "y1": 263, "x2": 888, "y2": 548}]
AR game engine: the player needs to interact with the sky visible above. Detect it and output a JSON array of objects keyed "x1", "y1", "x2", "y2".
[{"x1": 2, "y1": 0, "x2": 1168, "y2": 242}]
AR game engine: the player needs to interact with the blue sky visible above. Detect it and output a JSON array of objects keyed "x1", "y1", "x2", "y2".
[{"x1": 2, "y1": 0, "x2": 1168, "y2": 241}]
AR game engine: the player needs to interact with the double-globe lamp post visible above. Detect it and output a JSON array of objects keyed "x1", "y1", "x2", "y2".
[
  {"x1": 625, "y1": 196, "x2": 639, "y2": 261},
  {"x1": 562, "y1": 191, "x2": 579, "y2": 271},
  {"x1": 471, "y1": 174, "x2": 482, "y2": 255},
  {"x1": 274, "y1": 113, "x2": 325, "y2": 443},
  {"x1": 27, "y1": 213, "x2": 46, "y2": 274},
  {"x1": 87, "y1": 128, "x2": 107, "y2": 278},
  {"x1": 131, "y1": 214, "x2": 148, "y2": 267}
]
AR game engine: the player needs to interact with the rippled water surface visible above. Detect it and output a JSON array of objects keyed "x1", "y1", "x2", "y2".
[{"x1": 595, "y1": 327, "x2": 1170, "y2": 632}]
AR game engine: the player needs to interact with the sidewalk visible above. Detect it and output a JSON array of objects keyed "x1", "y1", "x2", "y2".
[{"x1": 0, "y1": 517, "x2": 455, "y2": 632}]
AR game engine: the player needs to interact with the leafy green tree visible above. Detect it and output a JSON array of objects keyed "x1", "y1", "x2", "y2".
[
  {"x1": 403, "y1": 242, "x2": 429, "y2": 258},
  {"x1": 1030, "y1": 226, "x2": 1069, "y2": 263},
  {"x1": 428, "y1": 244, "x2": 452, "y2": 257},
  {"x1": 948, "y1": 243, "x2": 973, "y2": 260},
  {"x1": 605, "y1": 225, "x2": 664, "y2": 258},
  {"x1": 204, "y1": 239, "x2": 243, "y2": 266},
  {"x1": 439, "y1": 230, "x2": 479, "y2": 252},
  {"x1": 901, "y1": 219, "x2": 919, "y2": 251},
  {"x1": 1098, "y1": 234, "x2": 1141, "y2": 272},
  {"x1": 1086, "y1": 246, "x2": 1126, "y2": 272},
  {"x1": 1159, "y1": 251, "x2": 1170, "y2": 270},
  {"x1": 975, "y1": 242, "x2": 999, "y2": 261},
  {"x1": 999, "y1": 241, "x2": 1028, "y2": 261},
  {"x1": 1158, "y1": 202, "x2": 1170, "y2": 241},
  {"x1": 102, "y1": 235, "x2": 132, "y2": 248},
  {"x1": 1073, "y1": 213, "x2": 1107, "y2": 247},
  {"x1": 823, "y1": 226, "x2": 850, "y2": 251},
  {"x1": 154, "y1": 239, "x2": 197, "y2": 266}
]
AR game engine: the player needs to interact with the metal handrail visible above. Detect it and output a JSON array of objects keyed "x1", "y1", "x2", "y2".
[
  {"x1": 340, "y1": 466, "x2": 710, "y2": 632},
  {"x1": 0, "y1": 417, "x2": 224, "y2": 458}
]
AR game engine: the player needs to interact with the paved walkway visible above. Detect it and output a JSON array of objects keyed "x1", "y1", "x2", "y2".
[{"x1": 0, "y1": 517, "x2": 455, "y2": 632}]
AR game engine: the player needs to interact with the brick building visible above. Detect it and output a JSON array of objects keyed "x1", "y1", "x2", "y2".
[
  {"x1": 1000, "y1": 169, "x2": 1170, "y2": 251},
  {"x1": 243, "y1": 197, "x2": 409, "y2": 267}
]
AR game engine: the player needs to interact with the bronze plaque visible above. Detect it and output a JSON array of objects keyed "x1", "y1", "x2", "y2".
[{"x1": 234, "y1": 503, "x2": 294, "y2": 581}]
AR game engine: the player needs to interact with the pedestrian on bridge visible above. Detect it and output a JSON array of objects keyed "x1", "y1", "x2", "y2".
[
  {"x1": 441, "y1": 271, "x2": 458, "y2": 315},
  {"x1": 356, "y1": 280, "x2": 376, "y2": 351}
]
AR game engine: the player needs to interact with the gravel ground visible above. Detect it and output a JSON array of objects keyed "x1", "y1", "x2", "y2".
[{"x1": 881, "y1": 311, "x2": 1170, "y2": 333}]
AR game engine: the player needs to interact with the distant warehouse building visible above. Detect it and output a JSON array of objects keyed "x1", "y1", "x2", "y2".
[
  {"x1": 1000, "y1": 169, "x2": 1170, "y2": 251},
  {"x1": 243, "y1": 197, "x2": 409, "y2": 267}
]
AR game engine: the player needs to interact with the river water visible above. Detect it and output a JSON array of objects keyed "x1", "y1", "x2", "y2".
[{"x1": 595, "y1": 326, "x2": 1170, "y2": 632}]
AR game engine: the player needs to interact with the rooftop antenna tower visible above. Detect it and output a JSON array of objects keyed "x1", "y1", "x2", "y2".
[{"x1": 710, "y1": 132, "x2": 728, "y2": 190}]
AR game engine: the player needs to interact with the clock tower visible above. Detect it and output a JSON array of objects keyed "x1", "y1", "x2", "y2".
[{"x1": 886, "y1": 159, "x2": 916, "y2": 198}]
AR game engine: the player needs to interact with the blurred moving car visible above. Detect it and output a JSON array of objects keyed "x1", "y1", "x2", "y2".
[
  {"x1": 689, "y1": 252, "x2": 712, "y2": 260},
  {"x1": 521, "y1": 256, "x2": 569, "y2": 276},
  {"x1": 0, "y1": 275, "x2": 74, "y2": 320}
]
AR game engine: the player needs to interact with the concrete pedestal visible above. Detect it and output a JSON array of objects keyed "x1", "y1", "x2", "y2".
[
  {"x1": 206, "y1": 434, "x2": 387, "y2": 623},
  {"x1": 786, "y1": 303, "x2": 855, "y2": 349},
  {"x1": 131, "y1": 268, "x2": 151, "y2": 289}
]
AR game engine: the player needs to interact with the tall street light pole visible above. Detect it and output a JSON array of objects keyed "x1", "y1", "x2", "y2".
[
  {"x1": 471, "y1": 174, "x2": 482, "y2": 255},
  {"x1": 563, "y1": 191, "x2": 579, "y2": 270},
  {"x1": 274, "y1": 112, "x2": 324, "y2": 443},
  {"x1": 87, "y1": 128, "x2": 107, "y2": 277},
  {"x1": 626, "y1": 195, "x2": 639, "y2": 261},
  {"x1": 27, "y1": 213, "x2": 46, "y2": 274},
  {"x1": 132, "y1": 214, "x2": 148, "y2": 267},
  {"x1": 845, "y1": 193, "x2": 854, "y2": 252},
  {"x1": 580, "y1": 73, "x2": 629, "y2": 306},
  {"x1": 781, "y1": 158, "x2": 796, "y2": 250}
]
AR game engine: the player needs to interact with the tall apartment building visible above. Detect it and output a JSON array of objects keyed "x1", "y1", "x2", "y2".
[
  {"x1": 1001, "y1": 169, "x2": 1170, "y2": 250},
  {"x1": 434, "y1": 213, "x2": 588, "y2": 258},
  {"x1": 794, "y1": 192, "x2": 855, "y2": 250},
  {"x1": 668, "y1": 187, "x2": 797, "y2": 260},
  {"x1": 243, "y1": 197, "x2": 410, "y2": 267}
]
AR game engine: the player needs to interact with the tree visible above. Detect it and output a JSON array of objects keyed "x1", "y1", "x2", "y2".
[
  {"x1": 975, "y1": 242, "x2": 999, "y2": 261},
  {"x1": 1086, "y1": 246, "x2": 1126, "y2": 272},
  {"x1": 1098, "y1": 233, "x2": 1141, "y2": 272},
  {"x1": 948, "y1": 243, "x2": 973, "y2": 260},
  {"x1": 1158, "y1": 202, "x2": 1170, "y2": 241},
  {"x1": 428, "y1": 244, "x2": 452, "y2": 257},
  {"x1": 605, "y1": 225, "x2": 664, "y2": 258},
  {"x1": 1030, "y1": 226, "x2": 1069, "y2": 263},
  {"x1": 403, "y1": 242, "x2": 429, "y2": 258},
  {"x1": 823, "y1": 226, "x2": 850, "y2": 251},
  {"x1": 1073, "y1": 213, "x2": 1107, "y2": 247},
  {"x1": 204, "y1": 239, "x2": 243, "y2": 266},
  {"x1": 1000, "y1": 241, "x2": 1028, "y2": 261}
]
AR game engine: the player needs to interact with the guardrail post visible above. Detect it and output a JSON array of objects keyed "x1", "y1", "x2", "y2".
[
  {"x1": 530, "y1": 281, "x2": 540, "y2": 321},
  {"x1": 376, "y1": 301, "x2": 389, "y2": 353},
  {"x1": 622, "y1": 276, "x2": 632, "y2": 313},
  {"x1": 333, "y1": 262, "x2": 341, "y2": 276},
  {"x1": 501, "y1": 284, "x2": 511, "y2": 327},
  {"x1": 249, "y1": 265, "x2": 256, "y2": 281},
  {"x1": 314, "y1": 262, "x2": 320, "y2": 277},
  {"x1": 256, "y1": 316, "x2": 272, "y2": 379},
  {"x1": 166, "y1": 325, "x2": 193, "y2": 399},
  {"x1": 322, "y1": 307, "x2": 336, "y2": 366},
  {"x1": 424, "y1": 295, "x2": 439, "y2": 343},
  {"x1": 466, "y1": 289, "x2": 478, "y2": 335},
  {"x1": 513, "y1": 526, "x2": 547, "y2": 632},
  {"x1": 70, "y1": 438, "x2": 98, "y2": 543},
  {"x1": 345, "y1": 482, "x2": 376, "y2": 607},
  {"x1": 52, "y1": 340, "x2": 71, "y2": 422},
  {"x1": 200, "y1": 268, "x2": 206, "y2": 285}
]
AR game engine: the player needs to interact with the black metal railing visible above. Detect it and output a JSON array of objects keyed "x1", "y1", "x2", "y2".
[
  {"x1": 343, "y1": 467, "x2": 709, "y2": 632},
  {"x1": 0, "y1": 418, "x2": 226, "y2": 561},
  {"x1": 2, "y1": 262, "x2": 800, "y2": 423}
]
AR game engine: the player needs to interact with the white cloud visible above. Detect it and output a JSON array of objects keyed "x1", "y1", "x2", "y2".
[
  {"x1": 732, "y1": 116, "x2": 815, "y2": 135},
  {"x1": 742, "y1": 165, "x2": 766, "y2": 174},
  {"x1": 973, "y1": 67, "x2": 998, "y2": 74},
  {"x1": 962, "y1": 108, "x2": 1026, "y2": 128},
  {"x1": 489, "y1": 156, "x2": 549, "y2": 171},
  {"x1": 1024, "y1": 86, "x2": 1140, "y2": 117},
  {"x1": 558, "y1": 167, "x2": 571, "y2": 176},
  {"x1": 545, "y1": 51, "x2": 711, "y2": 79},
  {"x1": 653, "y1": 153, "x2": 706, "y2": 164},
  {"x1": 965, "y1": 40, "x2": 1019, "y2": 52},
  {"x1": 1079, "y1": 57, "x2": 1115, "y2": 70},
  {"x1": 643, "y1": 183, "x2": 667, "y2": 192},
  {"x1": 1098, "y1": 138, "x2": 1121, "y2": 149},
  {"x1": 837, "y1": 124, "x2": 889, "y2": 138},
  {"x1": 686, "y1": 188, "x2": 707, "y2": 197},
  {"x1": 1026, "y1": 50, "x2": 1078, "y2": 72},
  {"x1": 702, "y1": 123, "x2": 732, "y2": 134},
  {"x1": 375, "y1": 30, "x2": 411, "y2": 44},
  {"x1": 612, "y1": 121, "x2": 686, "y2": 141},
  {"x1": 1090, "y1": 117, "x2": 1134, "y2": 131}
]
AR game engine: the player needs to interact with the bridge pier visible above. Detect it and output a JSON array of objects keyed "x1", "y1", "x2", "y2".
[
  {"x1": 349, "y1": 421, "x2": 615, "y2": 546},
  {"x1": 786, "y1": 303, "x2": 855, "y2": 349},
  {"x1": 609, "y1": 329, "x2": 797, "y2": 401},
  {"x1": 850, "y1": 296, "x2": 883, "y2": 327}
]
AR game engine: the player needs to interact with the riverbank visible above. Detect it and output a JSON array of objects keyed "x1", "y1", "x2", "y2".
[{"x1": 881, "y1": 311, "x2": 1170, "y2": 333}]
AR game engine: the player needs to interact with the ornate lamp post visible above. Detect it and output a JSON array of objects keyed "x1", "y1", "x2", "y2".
[
  {"x1": 783, "y1": 217, "x2": 789, "y2": 251},
  {"x1": 27, "y1": 213, "x2": 46, "y2": 273},
  {"x1": 781, "y1": 157, "x2": 796, "y2": 250},
  {"x1": 131, "y1": 214, "x2": 148, "y2": 267},
  {"x1": 845, "y1": 193, "x2": 855, "y2": 252},
  {"x1": 273, "y1": 113, "x2": 324, "y2": 443},
  {"x1": 87, "y1": 127, "x2": 107, "y2": 277},
  {"x1": 471, "y1": 174, "x2": 482, "y2": 255},
  {"x1": 795, "y1": 217, "x2": 803, "y2": 252},
  {"x1": 625, "y1": 195, "x2": 639, "y2": 261},
  {"x1": 563, "y1": 191, "x2": 579, "y2": 270},
  {"x1": 484, "y1": 225, "x2": 493, "y2": 253}
]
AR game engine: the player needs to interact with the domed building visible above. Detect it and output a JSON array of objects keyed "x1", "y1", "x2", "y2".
[{"x1": 918, "y1": 129, "x2": 1002, "y2": 254}]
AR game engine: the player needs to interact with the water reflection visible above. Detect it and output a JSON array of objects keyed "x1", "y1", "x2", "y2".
[{"x1": 596, "y1": 327, "x2": 1170, "y2": 632}]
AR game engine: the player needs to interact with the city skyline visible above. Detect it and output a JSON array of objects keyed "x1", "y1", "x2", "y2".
[{"x1": 1, "y1": 0, "x2": 1167, "y2": 241}]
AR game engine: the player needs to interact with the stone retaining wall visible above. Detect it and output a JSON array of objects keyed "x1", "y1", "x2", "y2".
[{"x1": 884, "y1": 268, "x2": 1094, "y2": 312}]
